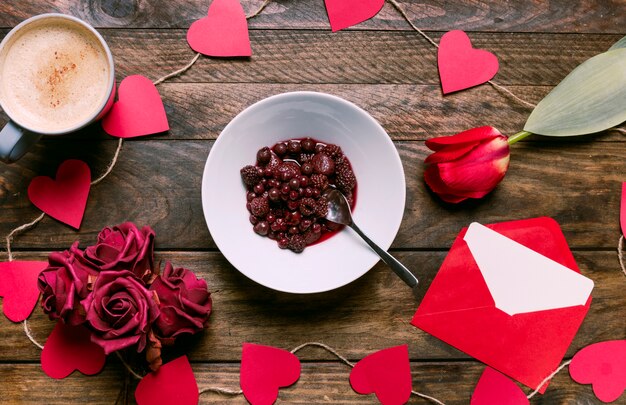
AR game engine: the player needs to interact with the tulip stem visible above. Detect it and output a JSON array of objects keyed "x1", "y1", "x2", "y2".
[{"x1": 507, "y1": 130, "x2": 533, "y2": 145}]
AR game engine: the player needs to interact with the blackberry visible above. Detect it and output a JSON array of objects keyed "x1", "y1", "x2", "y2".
[
  {"x1": 323, "y1": 144, "x2": 342, "y2": 159},
  {"x1": 314, "y1": 197, "x2": 329, "y2": 218},
  {"x1": 241, "y1": 165, "x2": 262, "y2": 187},
  {"x1": 335, "y1": 163, "x2": 356, "y2": 192},
  {"x1": 310, "y1": 174, "x2": 329, "y2": 190}
]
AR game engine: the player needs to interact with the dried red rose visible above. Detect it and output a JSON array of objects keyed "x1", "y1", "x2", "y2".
[
  {"x1": 82, "y1": 270, "x2": 160, "y2": 354},
  {"x1": 150, "y1": 262, "x2": 212, "y2": 340},
  {"x1": 38, "y1": 242, "x2": 99, "y2": 325},
  {"x1": 83, "y1": 222, "x2": 157, "y2": 284}
]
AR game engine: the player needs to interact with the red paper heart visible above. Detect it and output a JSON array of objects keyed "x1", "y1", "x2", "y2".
[
  {"x1": 101, "y1": 75, "x2": 169, "y2": 138},
  {"x1": 28, "y1": 159, "x2": 91, "y2": 229},
  {"x1": 187, "y1": 0, "x2": 251, "y2": 57},
  {"x1": 41, "y1": 322, "x2": 106, "y2": 379},
  {"x1": 438, "y1": 30, "x2": 499, "y2": 94},
  {"x1": 570, "y1": 340, "x2": 626, "y2": 403},
  {"x1": 349, "y1": 345, "x2": 412, "y2": 405},
  {"x1": 324, "y1": 0, "x2": 384, "y2": 32},
  {"x1": 0, "y1": 261, "x2": 47, "y2": 322},
  {"x1": 135, "y1": 356, "x2": 199, "y2": 405},
  {"x1": 471, "y1": 367, "x2": 530, "y2": 405},
  {"x1": 240, "y1": 343, "x2": 300, "y2": 405}
]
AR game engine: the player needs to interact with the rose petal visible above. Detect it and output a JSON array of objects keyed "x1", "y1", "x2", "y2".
[{"x1": 425, "y1": 126, "x2": 502, "y2": 151}]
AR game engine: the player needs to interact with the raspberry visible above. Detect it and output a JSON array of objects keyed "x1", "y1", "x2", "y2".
[
  {"x1": 335, "y1": 163, "x2": 356, "y2": 193},
  {"x1": 304, "y1": 228, "x2": 321, "y2": 245},
  {"x1": 312, "y1": 153, "x2": 335, "y2": 175},
  {"x1": 250, "y1": 197, "x2": 269, "y2": 218},
  {"x1": 310, "y1": 174, "x2": 329, "y2": 190},
  {"x1": 299, "y1": 198, "x2": 317, "y2": 216},
  {"x1": 241, "y1": 165, "x2": 262, "y2": 187},
  {"x1": 323, "y1": 144, "x2": 342, "y2": 159},
  {"x1": 287, "y1": 234, "x2": 306, "y2": 253}
]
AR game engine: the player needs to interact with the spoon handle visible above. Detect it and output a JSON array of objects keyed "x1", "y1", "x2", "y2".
[{"x1": 349, "y1": 222, "x2": 419, "y2": 288}]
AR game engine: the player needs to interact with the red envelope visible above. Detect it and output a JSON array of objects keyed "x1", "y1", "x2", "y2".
[{"x1": 412, "y1": 217, "x2": 592, "y2": 393}]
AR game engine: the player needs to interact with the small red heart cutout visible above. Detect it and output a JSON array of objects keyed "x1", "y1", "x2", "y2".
[
  {"x1": 324, "y1": 0, "x2": 384, "y2": 32},
  {"x1": 240, "y1": 343, "x2": 301, "y2": 405},
  {"x1": 0, "y1": 261, "x2": 47, "y2": 322},
  {"x1": 187, "y1": 0, "x2": 251, "y2": 57},
  {"x1": 135, "y1": 356, "x2": 199, "y2": 405},
  {"x1": 41, "y1": 322, "x2": 106, "y2": 379},
  {"x1": 102, "y1": 75, "x2": 169, "y2": 138},
  {"x1": 349, "y1": 345, "x2": 412, "y2": 405},
  {"x1": 28, "y1": 159, "x2": 91, "y2": 229},
  {"x1": 471, "y1": 367, "x2": 529, "y2": 405},
  {"x1": 570, "y1": 340, "x2": 626, "y2": 403},
  {"x1": 438, "y1": 30, "x2": 499, "y2": 94}
]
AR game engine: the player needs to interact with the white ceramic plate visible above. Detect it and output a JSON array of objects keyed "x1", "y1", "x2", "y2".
[{"x1": 201, "y1": 91, "x2": 405, "y2": 293}]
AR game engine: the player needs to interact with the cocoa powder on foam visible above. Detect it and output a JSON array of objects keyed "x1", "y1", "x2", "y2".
[{"x1": 0, "y1": 18, "x2": 110, "y2": 132}]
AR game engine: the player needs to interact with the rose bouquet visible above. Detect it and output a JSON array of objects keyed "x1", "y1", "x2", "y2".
[
  {"x1": 37, "y1": 222, "x2": 212, "y2": 371},
  {"x1": 425, "y1": 36, "x2": 626, "y2": 203}
]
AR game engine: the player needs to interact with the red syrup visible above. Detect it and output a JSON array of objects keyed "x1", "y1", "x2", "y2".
[{"x1": 240, "y1": 137, "x2": 358, "y2": 253}]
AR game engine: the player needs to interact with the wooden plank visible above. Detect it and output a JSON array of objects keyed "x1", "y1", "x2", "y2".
[
  {"x1": 136, "y1": 361, "x2": 600, "y2": 404},
  {"x1": 2, "y1": 251, "x2": 623, "y2": 363},
  {"x1": 0, "y1": 0, "x2": 623, "y2": 34},
  {"x1": 0, "y1": 363, "x2": 126, "y2": 404},
  {"x1": 0, "y1": 29, "x2": 617, "y2": 86},
  {"x1": 2, "y1": 83, "x2": 624, "y2": 143},
  {"x1": 107, "y1": 31, "x2": 621, "y2": 86},
  {"x1": 1, "y1": 140, "x2": 626, "y2": 250},
  {"x1": 0, "y1": 361, "x2": 602, "y2": 405}
]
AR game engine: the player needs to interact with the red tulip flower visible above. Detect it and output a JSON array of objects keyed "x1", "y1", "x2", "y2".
[{"x1": 424, "y1": 126, "x2": 511, "y2": 203}]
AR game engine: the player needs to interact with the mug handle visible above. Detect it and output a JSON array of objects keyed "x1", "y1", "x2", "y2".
[{"x1": 0, "y1": 121, "x2": 41, "y2": 163}]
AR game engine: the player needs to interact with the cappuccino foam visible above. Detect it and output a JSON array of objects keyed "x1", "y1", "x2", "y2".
[{"x1": 0, "y1": 18, "x2": 111, "y2": 132}]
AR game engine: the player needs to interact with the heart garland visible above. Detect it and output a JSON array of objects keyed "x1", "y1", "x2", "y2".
[
  {"x1": 40, "y1": 322, "x2": 106, "y2": 379},
  {"x1": 240, "y1": 343, "x2": 301, "y2": 405},
  {"x1": 437, "y1": 30, "x2": 500, "y2": 94},
  {"x1": 0, "y1": 261, "x2": 47, "y2": 322},
  {"x1": 569, "y1": 340, "x2": 626, "y2": 403},
  {"x1": 27, "y1": 159, "x2": 91, "y2": 229},
  {"x1": 187, "y1": 0, "x2": 252, "y2": 57},
  {"x1": 101, "y1": 75, "x2": 169, "y2": 138},
  {"x1": 350, "y1": 345, "x2": 412, "y2": 404},
  {"x1": 135, "y1": 356, "x2": 199, "y2": 405}
]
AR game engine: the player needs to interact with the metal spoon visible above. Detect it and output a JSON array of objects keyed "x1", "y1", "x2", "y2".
[{"x1": 323, "y1": 189, "x2": 419, "y2": 288}]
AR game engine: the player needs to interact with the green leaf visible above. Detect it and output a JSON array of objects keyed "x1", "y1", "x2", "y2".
[
  {"x1": 524, "y1": 48, "x2": 626, "y2": 136},
  {"x1": 609, "y1": 35, "x2": 626, "y2": 51}
]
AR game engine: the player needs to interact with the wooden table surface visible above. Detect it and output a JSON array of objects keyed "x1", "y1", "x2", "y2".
[{"x1": 1, "y1": 0, "x2": 625, "y2": 404}]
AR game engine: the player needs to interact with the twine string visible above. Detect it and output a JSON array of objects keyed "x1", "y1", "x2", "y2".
[
  {"x1": 526, "y1": 360, "x2": 572, "y2": 399},
  {"x1": 618, "y1": 236, "x2": 626, "y2": 278},
  {"x1": 23, "y1": 319, "x2": 44, "y2": 350},
  {"x1": 386, "y1": 0, "x2": 536, "y2": 109}
]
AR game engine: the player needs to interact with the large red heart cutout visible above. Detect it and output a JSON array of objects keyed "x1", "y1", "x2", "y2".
[
  {"x1": 187, "y1": 0, "x2": 251, "y2": 57},
  {"x1": 41, "y1": 322, "x2": 106, "y2": 379},
  {"x1": 438, "y1": 30, "x2": 499, "y2": 94},
  {"x1": 101, "y1": 75, "x2": 169, "y2": 138},
  {"x1": 471, "y1": 367, "x2": 529, "y2": 405},
  {"x1": 28, "y1": 159, "x2": 91, "y2": 229},
  {"x1": 240, "y1": 343, "x2": 301, "y2": 405},
  {"x1": 324, "y1": 0, "x2": 384, "y2": 32},
  {"x1": 135, "y1": 356, "x2": 199, "y2": 405},
  {"x1": 570, "y1": 340, "x2": 626, "y2": 403},
  {"x1": 349, "y1": 345, "x2": 412, "y2": 405},
  {"x1": 0, "y1": 261, "x2": 47, "y2": 322}
]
